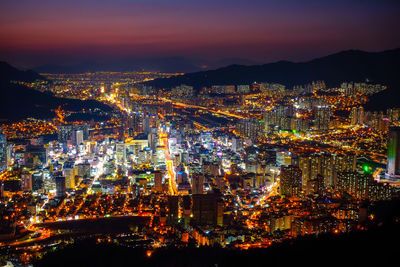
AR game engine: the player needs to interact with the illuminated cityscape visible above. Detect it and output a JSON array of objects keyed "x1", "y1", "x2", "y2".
[{"x1": 1, "y1": 0, "x2": 400, "y2": 266}]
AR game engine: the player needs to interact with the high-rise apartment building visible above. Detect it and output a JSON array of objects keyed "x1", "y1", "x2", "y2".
[{"x1": 280, "y1": 165, "x2": 302, "y2": 197}]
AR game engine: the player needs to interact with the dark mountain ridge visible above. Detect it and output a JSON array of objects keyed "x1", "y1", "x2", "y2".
[
  {"x1": 145, "y1": 48, "x2": 400, "y2": 110},
  {"x1": 33, "y1": 57, "x2": 202, "y2": 74},
  {"x1": 0, "y1": 61, "x2": 43, "y2": 82},
  {"x1": 146, "y1": 48, "x2": 400, "y2": 89},
  {"x1": 0, "y1": 61, "x2": 112, "y2": 122},
  {"x1": 32, "y1": 57, "x2": 262, "y2": 74}
]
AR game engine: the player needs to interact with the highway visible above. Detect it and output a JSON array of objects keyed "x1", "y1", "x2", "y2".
[
  {"x1": 159, "y1": 131, "x2": 178, "y2": 195},
  {"x1": 159, "y1": 97, "x2": 245, "y2": 120}
]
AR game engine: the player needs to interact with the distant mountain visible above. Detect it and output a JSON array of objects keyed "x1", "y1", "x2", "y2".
[
  {"x1": 0, "y1": 61, "x2": 43, "y2": 82},
  {"x1": 33, "y1": 57, "x2": 264, "y2": 74},
  {"x1": 146, "y1": 49, "x2": 400, "y2": 88},
  {"x1": 0, "y1": 62, "x2": 112, "y2": 122},
  {"x1": 145, "y1": 48, "x2": 400, "y2": 110},
  {"x1": 200, "y1": 58, "x2": 262, "y2": 70},
  {"x1": 33, "y1": 57, "x2": 203, "y2": 74}
]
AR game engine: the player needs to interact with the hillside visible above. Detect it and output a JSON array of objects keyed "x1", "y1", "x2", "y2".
[
  {"x1": 146, "y1": 49, "x2": 400, "y2": 89},
  {"x1": 145, "y1": 49, "x2": 400, "y2": 109},
  {"x1": 0, "y1": 62, "x2": 112, "y2": 122},
  {"x1": 0, "y1": 61, "x2": 44, "y2": 82}
]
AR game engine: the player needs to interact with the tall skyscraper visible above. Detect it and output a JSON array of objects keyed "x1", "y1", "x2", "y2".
[
  {"x1": 144, "y1": 115, "x2": 150, "y2": 134},
  {"x1": 55, "y1": 176, "x2": 66, "y2": 198},
  {"x1": 63, "y1": 161, "x2": 76, "y2": 189},
  {"x1": 75, "y1": 130, "x2": 83, "y2": 145},
  {"x1": 386, "y1": 127, "x2": 400, "y2": 178}
]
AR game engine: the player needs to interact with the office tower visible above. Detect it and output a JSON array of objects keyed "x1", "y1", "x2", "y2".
[
  {"x1": 75, "y1": 130, "x2": 83, "y2": 145},
  {"x1": 144, "y1": 115, "x2": 150, "y2": 134},
  {"x1": 55, "y1": 176, "x2": 66, "y2": 198},
  {"x1": 63, "y1": 161, "x2": 75, "y2": 189},
  {"x1": 21, "y1": 171, "x2": 32, "y2": 191},
  {"x1": 192, "y1": 173, "x2": 204, "y2": 195},
  {"x1": 148, "y1": 133, "x2": 156, "y2": 151},
  {"x1": 386, "y1": 127, "x2": 400, "y2": 177},
  {"x1": 280, "y1": 165, "x2": 302, "y2": 197},
  {"x1": 192, "y1": 193, "x2": 223, "y2": 226}
]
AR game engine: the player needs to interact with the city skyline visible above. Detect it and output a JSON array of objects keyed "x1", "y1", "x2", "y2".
[
  {"x1": 1, "y1": 1, "x2": 400, "y2": 266},
  {"x1": 0, "y1": 0, "x2": 399, "y2": 68}
]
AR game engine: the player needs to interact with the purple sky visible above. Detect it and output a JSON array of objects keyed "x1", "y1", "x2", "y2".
[{"x1": 0, "y1": 0, "x2": 399, "y2": 67}]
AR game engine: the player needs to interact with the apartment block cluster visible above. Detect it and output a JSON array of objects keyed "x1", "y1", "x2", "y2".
[
  {"x1": 168, "y1": 82, "x2": 289, "y2": 99},
  {"x1": 279, "y1": 149, "x2": 397, "y2": 201},
  {"x1": 350, "y1": 106, "x2": 400, "y2": 132},
  {"x1": 340, "y1": 82, "x2": 386, "y2": 96}
]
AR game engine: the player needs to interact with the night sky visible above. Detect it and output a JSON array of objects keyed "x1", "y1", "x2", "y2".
[{"x1": 0, "y1": 0, "x2": 399, "y2": 67}]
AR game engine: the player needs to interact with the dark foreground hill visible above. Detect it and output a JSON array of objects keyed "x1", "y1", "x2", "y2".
[
  {"x1": 33, "y1": 199, "x2": 400, "y2": 267},
  {"x1": 32, "y1": 222, "x2": 400, "y2": 267},
  {"x1": 0, "y1": 61, "x2": 43, "y2": 82},
  {"x1": 0, "y1": 62, "x2": 112, "y2": 122}
]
